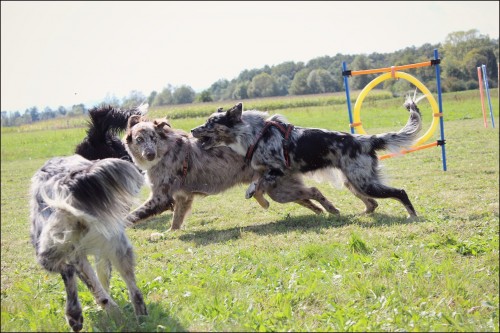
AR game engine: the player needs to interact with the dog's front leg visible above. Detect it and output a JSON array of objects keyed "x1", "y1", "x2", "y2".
[
  {"x1": 252, "y1": 185, "x2": 270, "y2": 209},
  {"x1": 170, "y1": 193, "x2": 194, "y2": 230},
  {"x1": 127, "y1": 190, "x2": 175, "y2": 224},
  {"x1": 246, "y1": 168, "x2": 282, "y2": 199},
  {"x1": 245, "y1": 172, "x2": 263, "y2": 199}
]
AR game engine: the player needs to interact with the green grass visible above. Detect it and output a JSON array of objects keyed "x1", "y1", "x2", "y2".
[{"x1": 1, "y1": 90, "x2": 498, "y2": 332}]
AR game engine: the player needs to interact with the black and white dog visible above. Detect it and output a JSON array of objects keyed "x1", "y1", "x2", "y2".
[
  {"x1": 191, "y1": 97, "x2": 422, "y2": 218},
  {"x1": 29, "y1": 155, "x2": 147, "y2": 332},
  {"x1": 29, "y1": 104, "x2": 149, "y2": 332}
]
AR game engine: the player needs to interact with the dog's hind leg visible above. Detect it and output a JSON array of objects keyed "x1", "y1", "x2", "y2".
[
  {"x1": 355, "y1": 182, "x2": 417, "y2": 217},
  {"x1": 61, "y1": 264, "x2": 84, "y2": 332},
  {"x1": 108, "y1": 235, "x2": 148, "y2": 317},
  {"x1": 295, "y1": 199, "x2": 324, "y2": 214},
  {"x1": 170, "y1": 193, "x2": 194, "y2": 230},
  {"x1": 307, "y1": 187, "x2": 340, "y2": 214},
  {"x1": 344, "y1": 181, "x2": 379, "y2": 214},
  {"x1": 73, "y1": 257, "x2": 121, "y2": 321},
  {"x1": 95, "y1": 256, "x2": 112, "y2": 292},
  {"x1": 366, "y1": 183, "x2": 417, "y2": 217},
  {"x1": 265, "y1": 174, "x2": 340, "y2": 215}
]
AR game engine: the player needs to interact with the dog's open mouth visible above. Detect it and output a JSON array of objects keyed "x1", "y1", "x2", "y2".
[{"x1": 196, "y1": 135, "x2": 214, "y2": 148}]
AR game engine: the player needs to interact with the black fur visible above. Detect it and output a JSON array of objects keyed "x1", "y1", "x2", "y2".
[{"x1": 75, "y1": 104, "x2": 148, "y2": 162}]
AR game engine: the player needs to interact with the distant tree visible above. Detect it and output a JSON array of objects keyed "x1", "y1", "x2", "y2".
[
  {"x1": 23, "y1": 109, "x2": 33, "y2": 123},
  {"x1": 57, "y1": 106, "x2": 67, "y2": 116},
  {"x1": 271, "y1": 61, "x2": 302, "y2": 80},
  {"x1": 197, "y1": 90, "x2": 214, "y2": 102},
  {"x1": 442, "y1": 56, "x2": 466, "y2": 81},
  {"x1": 153, "y1": 86, "x2": 174, "y2": 106},
  {"x1": 463, "y1": 47, "x2": 498, "y2": 85},
  {"x1": 11, "y1": 111, "x2": 21, "y2": 126},
  {"x1": 350, "y1": 55, "x2": 375, "y2": 90},
  {"x1": 443, "y1": 29, "x2": 492, "y2": 59},
  {"x1": 147, "y1": 90, "x2": 157, "y2": 106},
  {"x1": 1, "y1": 111, "x2": 9, "y2": 127},
  {"x1": 209, "y1": 79, "x2": 230, "y2": 101},
  {"x1": 28, "y1": 106, "x2": 40, "y2": 122},
  {"x1": 122, "y1": 90, "x2": 146, "y2": 109},
  {"x1": 102, "y1": 93, "x2": 121, "y2": 108},
  {"x1": 307, "y1": 69, "x2": 337, "y2": 93},
  {"x1": 306, "y1": 56, "x2": 333, "y2": 70},
  {"x1": 41, "y1": 106, "x2": 56, "y2": 120},
  {"x1": 289, "y1": 68, "x2": 311, "y2": 95},
  {"x1": 172, "y1": 85, "x2": 195, "y2": 104},
  {"x1": 247, "y1": 73, "x2": 277, "y2": 98},
  {"x1": 69, "y1": 104, "x2": 86, "y2": 117},
  {"x1": 274, "y1": 75, "x2": 291, "y2": 96},
  {"x1": 231, "y1": 82, "x2": 249, "y2": 100},
  {"x1": 237, "y1": 69, "x2": 262, "y2": 82}
]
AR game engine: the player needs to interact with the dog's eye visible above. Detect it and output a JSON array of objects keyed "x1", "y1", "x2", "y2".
[{"x1": 136, "y1": 137, "x2": 143, "y2": 143}]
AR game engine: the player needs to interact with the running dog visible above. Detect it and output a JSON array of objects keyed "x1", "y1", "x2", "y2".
[
  {"x1": 191, "y1": 96, "x2": 422, "y2": 218},
  {"x1": 29, "y1": 155, "x2": 147, "y2": 332},
  {"x1": 124, "y1": 115, "x2": 339, "y2": 230}
]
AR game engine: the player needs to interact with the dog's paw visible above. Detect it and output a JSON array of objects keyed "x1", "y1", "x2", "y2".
[
  {"x1": 245, "y1": 182, "x2": 256, "y2": 199},
  {"x1": 329, "y1": 208, "x2": 340, "y2": 215},
  {"x1": 406, "y1": 214, "x2": 421, "y2": 222}
]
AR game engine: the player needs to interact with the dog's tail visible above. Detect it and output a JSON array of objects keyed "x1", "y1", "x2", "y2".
[
  {"x1": 365, "y1": 95, "x2": 423, "y2": 153},
  {"x1": 37, "y1": 158, "x2": 144, "y2": 240},
  {"x1": 86, "y1": 103, "x2": 148, "y2": 141},
  {"x1": 75, "y1": 104, "x2": 148, "y2": 160}
]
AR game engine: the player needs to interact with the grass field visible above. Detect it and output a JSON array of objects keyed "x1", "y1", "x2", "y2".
[{"x1": 1, "y1": 90, "x2": 499, "y2": 332}]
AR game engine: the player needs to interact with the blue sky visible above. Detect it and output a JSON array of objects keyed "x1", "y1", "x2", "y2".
[{"x1": 1, "y1": 1, "x2": 498, "y2": 112}]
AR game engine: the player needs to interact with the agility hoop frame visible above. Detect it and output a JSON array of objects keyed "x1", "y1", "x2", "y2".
[{"x1": 342, "y1": 49, "x2": 448, "y2": 171}]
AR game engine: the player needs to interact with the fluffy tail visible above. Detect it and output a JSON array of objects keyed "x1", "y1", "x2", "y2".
[
  {"x1": 87, "y1": 103, "x2": 148, "y2": 141},
  {"x1": 368, "y1": 95, "x2": 423, "y2": 153},
  {"x1": 75, "y1": 104, "x2": 148, "y2": 160},
  {"x1": 37, "y1": 158, "x2": 144, "y2": 240}
]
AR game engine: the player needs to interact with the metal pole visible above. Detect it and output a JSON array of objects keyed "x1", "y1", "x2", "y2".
[
  {"x1": 434, "y1": 49, "x2": 447, "y2": 171},
  {"x1": 481, "y1": 64, "x2": 495, "y2": 128},
  {"x1": 342, "y1": 61, "x2": 355, "y2": 134}
]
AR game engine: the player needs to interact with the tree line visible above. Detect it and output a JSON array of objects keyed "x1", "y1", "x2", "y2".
[{"x1": 2, "y1": 29, "x2": 498, "y2": 127}]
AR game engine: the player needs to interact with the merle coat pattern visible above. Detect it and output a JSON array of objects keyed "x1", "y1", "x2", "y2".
[
  {"x1": 124, "y1": 115, "x2": 339, "y2": 230},
  {"x1": 191, "y1": 98, "x2": 423, "y2": 217},
  {"x1": 29, "y1": 155, "x2": 147, "y2": 332}
]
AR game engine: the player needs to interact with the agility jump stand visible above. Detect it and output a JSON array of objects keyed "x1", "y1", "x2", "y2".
[
  {"x1": 477, "y1": 64, "x2": 496, "y2": 128},
  {"x1": 342, "y1": 49, "x2": 447, "y2": 171}
]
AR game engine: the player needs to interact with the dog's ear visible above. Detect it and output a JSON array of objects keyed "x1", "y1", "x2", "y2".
[
  {"x1": 226, "y1": 102, "x2": 243, "y2": 122},
  {"x1": 125, "y1": 115, "x2": 142, "y2": 143},
  {"x1": 153, "y1": 117, "x2": 171, "y2": 130},
  {"x1": 128, "y1": 114, "x2": 142, "y2": 129},
  {"x1": 217, "y1": 107, "x2": 224, "y2": 113}
]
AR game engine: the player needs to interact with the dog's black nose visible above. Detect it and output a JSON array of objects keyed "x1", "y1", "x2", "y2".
[{"x1": 145, "y1": 151, "x2": 156, "y2": 161}]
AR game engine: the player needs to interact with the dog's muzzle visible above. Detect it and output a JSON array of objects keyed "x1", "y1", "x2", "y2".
[{"x1": 143, "y1": 150, "x2": 156, "y2": 161}]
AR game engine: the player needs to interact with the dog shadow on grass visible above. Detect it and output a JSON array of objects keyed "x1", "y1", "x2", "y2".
[
  {"x1": 178, "y1": 212, "x2": 421, "y2": 247},
  {"x1": 133, "y1": 213, "x2": 174, "y2": 232},
  {"x1": 85, "y1": 301, "x2": 185, "y2": 332}
]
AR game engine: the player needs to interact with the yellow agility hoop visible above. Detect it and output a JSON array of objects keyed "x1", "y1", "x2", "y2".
[{"x1": 352, "y1": 71, "x2": 440, "y2": 147}]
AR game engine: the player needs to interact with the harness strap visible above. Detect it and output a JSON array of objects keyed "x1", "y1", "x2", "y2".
[
  {"x1": 245, "y1": 120, "x2": 294, "y2": 168},
  {"x1": 177, "y1": 138, "x2": 189, "y2": 185}
]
